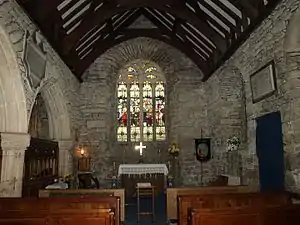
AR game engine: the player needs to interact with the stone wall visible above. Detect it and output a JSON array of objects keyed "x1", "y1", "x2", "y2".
[
  {"x1": 80, "y1": 0, "x2": 300, "y2": 188},
  {"x1": 1, "y1": 0, "x2": 298, "y2": 193},
  {"x1": 205, "y1": 67, "x2": 246, "y2": 183},
  {"x1": 0, "y1": 1, "x2": 80, "y2": 134},
  {"x1": 81, "y1": 37, "x2": 214, "y2": 186},
  {"x1": 0, "y1": 0, "x2": 80, "y2": 195},
  {"x1": 206, "y1": 0, "x2": 300, "y2": 190},
  {"x1": 169, "y1": 78, "x2": 210, "y2": 186}
]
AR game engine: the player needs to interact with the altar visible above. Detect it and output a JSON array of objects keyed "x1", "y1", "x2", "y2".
[{"x1": 118, "y1": 164, "x2": 168, "y2": 198}]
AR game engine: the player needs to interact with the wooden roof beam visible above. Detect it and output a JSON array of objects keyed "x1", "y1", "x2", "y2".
[
  {"x1": 61, "y1": 0, "x2": 92, "y2": 26},
  {"x1": 196, "y1": 0, "x2": 240, "y2": 36},
  {"x1": 141, "y1": 9, "x2": 214, "y2": 67},
  {"x1": 173, "y1": 19, "x2": 213, "y2": 62},
  {"x1": 75, "y1": 29, "x2": 211, "y2": 76},
  {"x1": 61, "y1": 1, "x2": 226, "y2": 55},
  {"x1": 113, "y1": 8, "x2": 144, "y2": 31},
  {"x1": 209, "y1": 0, "x2": 242, "y2": 27},
  {"x1": 186, "y1": 0, "x2": 231, "y2": 45},
  {"x1": 75, "y1": 9, "x2": 142, "y2": 59},
  {"x1": 31, "y1": 0, "x2": 63, "y2": 22},
  {"x1": 229, "y1": 0, "x2": 259, "y2": 20},
  {"x1": 147, "y1": 8, "x2": 219, "y2": 57}
]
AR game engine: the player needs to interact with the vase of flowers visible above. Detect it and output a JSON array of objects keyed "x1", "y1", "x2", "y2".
[
  {"x1": 63, "y1": 174, "x2": 74, "y2": 189},
  {"x1": 226, "y1": 135, "x2": 240, "y2": 152},
  {"x1": 168, "y1": 143, "x2": 180, "y2": 186},
  {"x1": 168, "y1": 143, "x2": 180, "y2": 157}
]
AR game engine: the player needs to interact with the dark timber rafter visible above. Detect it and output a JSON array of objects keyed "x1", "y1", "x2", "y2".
[
  {"x1": 61, "y1": 1, "x2": 226, "y2": 55},
  {"x1": 64, "y1": 8, "x2": 144, "y2": 71},
  {"x1": 185, "y1": 0, "x2": 231, "y2": 43},
  {"x1": 229, "y1": 0, "x2": 259, "y2": 20},
  {"x1": 16, "y1": 0, "x2": 283, "y2": 81},
  {"x1": 73, "y1": 6, "x2": 212, "y2": 75},
  {"x1": 75, "y1": 29, "x2": 211, "y2": 75},
  {"x1": 143, "y1": 8, "x2": 212, "y2": 66}
]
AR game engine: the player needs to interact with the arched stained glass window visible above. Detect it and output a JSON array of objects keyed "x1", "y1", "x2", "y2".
[{"x1": 117, "y1": 61, "x2": 166, "y2": 142}]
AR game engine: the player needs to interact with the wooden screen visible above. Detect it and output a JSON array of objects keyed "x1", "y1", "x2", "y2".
[
  {"x1": 22, "y1": 138, "x2": 59, "y2": 197},
  {"x1": 0, "y1": 147, "x2": 2, "y2": 180}
]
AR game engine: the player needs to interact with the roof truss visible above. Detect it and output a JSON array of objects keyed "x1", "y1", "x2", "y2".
[{"x1": 17, "y1": 0, "x2": 282, "y2": 81}]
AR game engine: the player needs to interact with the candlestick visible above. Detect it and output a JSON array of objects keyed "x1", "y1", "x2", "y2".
[{"x1": 80, "y1": 148, "x2": 85, "y2": 156}]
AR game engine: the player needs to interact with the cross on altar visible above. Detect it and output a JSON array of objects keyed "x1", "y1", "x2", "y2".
[{"x1": 135, "y1": 142, "x2": 146, "y2": 156}]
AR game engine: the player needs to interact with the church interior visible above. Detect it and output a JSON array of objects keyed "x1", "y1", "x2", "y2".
[{"x1": 1, "y1": 0, "x2": 300, "y2": 224}]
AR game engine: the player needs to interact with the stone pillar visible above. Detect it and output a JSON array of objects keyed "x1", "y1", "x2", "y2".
[
  {"x1": 0, "y1": 132, "x2": 30, "y2": 197},
  {"x1": 58, "y1": 140, "x2": 75, "y2": 177}
]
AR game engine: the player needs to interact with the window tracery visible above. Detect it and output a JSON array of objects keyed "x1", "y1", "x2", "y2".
[{"x1": 117, "y1": 61, "x2": 166, "y2": 142}]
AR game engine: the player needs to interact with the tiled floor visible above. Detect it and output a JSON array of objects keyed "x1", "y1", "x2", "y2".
[{"x1": 125, "y1": 193, "x2": 167, "y2": 225}]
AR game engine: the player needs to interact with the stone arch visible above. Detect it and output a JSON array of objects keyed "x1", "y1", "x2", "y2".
[
  {"x1": 38, "y1": 81, "x2": 72, "y2": 140},
  {"x1": 30, "y1": 79, "x2": 73, "y2": 176},
  {"x1": 84, "y1": 37, "x2": 203, "y2": 82},
  {"x1": 285, "y1": 7, "x2": 300, "y2": 53},
  {"x1": 84, "y1": 37, "x2": 204, "y2": 141},
  {"x1": 0, "y1": 24, "x2": 27, "y2": 133}
]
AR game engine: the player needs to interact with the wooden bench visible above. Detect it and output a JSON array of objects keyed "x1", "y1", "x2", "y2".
[
  {"x1": 189, "y1": 203, "x2": 300, "y2": 225},
  {"x1": 178, "y1": 192, "x2": 291, "y2": 225},
  {"x1": 167, "y1": 185, "x2": 258, "y2": 220},
  {"x1": 285, "y1": 204, "x2": 300, "y2": 224},
  {"x1": 39, "y1": 188, "x2": 125, "y2": 223},
  {"x1": 0, "y1": 196, "x2": 120, "y2": 225}
]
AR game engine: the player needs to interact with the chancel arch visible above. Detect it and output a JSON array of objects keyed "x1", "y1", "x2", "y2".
[
  {"x1": 40, "y1": 84, "x2": 72, "y2": 140},
  {"x1": 83, "y1": 37, "x2": 204, "y2": 181},
  {"x1": 0, "y1": 24, "x2": 27, "y2": 133},
  {"x1": 0, "y1": 23, "x2": 29, "y2": 197},
  {"x1": 39, "y1": 80, "x2": 73, "y2": 176}
]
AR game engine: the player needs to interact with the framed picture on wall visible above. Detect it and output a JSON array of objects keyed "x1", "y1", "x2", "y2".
[{"x1": 250, "y1": 60, "x2": 277, "y2": 103}]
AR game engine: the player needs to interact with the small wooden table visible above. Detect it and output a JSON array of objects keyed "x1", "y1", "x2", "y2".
[{"x1": 136, "y1": 185, "x2": 156, "y2": 224}]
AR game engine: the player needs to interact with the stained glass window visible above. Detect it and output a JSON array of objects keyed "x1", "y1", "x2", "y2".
[{"x1": 117, "y1": 61, "x2": 166, "y2": 142}]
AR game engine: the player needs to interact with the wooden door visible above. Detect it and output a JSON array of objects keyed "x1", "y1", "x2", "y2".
[{"x1": 256, "y1": 111, "x2": 285, "y2": 192}]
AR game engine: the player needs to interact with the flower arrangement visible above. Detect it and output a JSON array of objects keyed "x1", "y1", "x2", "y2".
[
  {"x1": 168, "y1": 143, "x2": 180, "y2": 156},
  {"x1": 226, "y1": 135, "x2": 240, "y2": 152},
  {"x1": 63, "y1": 174, "x2": 73, "y2": 183}
]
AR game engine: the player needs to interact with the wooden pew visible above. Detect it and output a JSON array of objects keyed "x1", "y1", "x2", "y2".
[
  {"x1": 282, "y1": 203, "x2": 300, "y2": 225},
  {"x1": 190, "y1": 207, "x2": 261, "y2": 225},
  {"x1": 189, "y1": 203, "x2": 300, "y2": 225},
  {"x1": 179, "y1": 192, "x2": 291, "y2": 225},
  {"x1": 39, "y1": 188, "x2": 125, "y2": 223},
  {"x1": 0, "y1": 196, "x2": 119, "y2": 225},
  {"x1": 167, "y1": 185, "x2": 258, "y2": 220}
]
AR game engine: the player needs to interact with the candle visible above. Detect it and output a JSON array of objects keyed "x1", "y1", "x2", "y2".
[
  {"x1": 113, "y1": 161, "x2": 116, "y2": 170},
  {"x1": 80, "y1": 148, "x2": 85, "y2": 156}
]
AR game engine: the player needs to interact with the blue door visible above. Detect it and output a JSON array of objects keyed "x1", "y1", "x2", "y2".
[{"x1": 256, "y1": 111, "x2": 285, "y2": 192}]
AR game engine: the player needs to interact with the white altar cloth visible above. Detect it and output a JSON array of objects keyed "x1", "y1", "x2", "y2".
[{"x1": 118, "y1": 164, "x2": 168, "y2": 176}]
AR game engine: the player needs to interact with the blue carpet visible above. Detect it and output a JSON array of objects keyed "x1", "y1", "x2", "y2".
[{"x1": 125, "y1": 193, "x2": 167, "y2": 225}]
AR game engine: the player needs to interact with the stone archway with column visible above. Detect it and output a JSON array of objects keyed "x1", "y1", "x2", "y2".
[
  {"x1": 0, "y1": 24, "x2": 30, "y2": 197},
  {"x1": 283, "y1": 7, "x2": 300, "y2": 192},
  {"x1": 39, "y1": 79, "x2": 74, "y2": 177}
]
